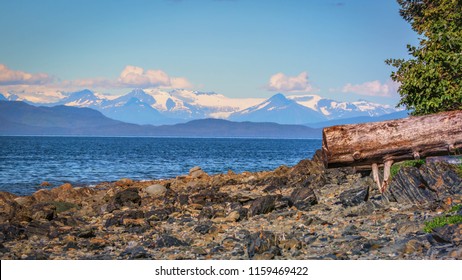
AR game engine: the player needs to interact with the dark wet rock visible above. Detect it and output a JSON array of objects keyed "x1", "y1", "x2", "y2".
[
  {"x1": 222, "y1": 237, "x2": 240, "y2": 250},
  {"x1": 0, "y1": 242, "x2": 9, "y2": 254},
  {"x1": 155, "y1": 234, "x2": 189, "y2": 248},
  {"x1": 77, "y1": 229, "x2": 96, "y2": 239},
  {"x1": 275, "y1": 196, "x2": 293, "y2": 209},
  {"x1": 64, "y1": 241, "x2": 80, "y2": 251},
  {"x1": 235, "y1": 229, "x2": 251, "y2": 240},
  {"x1": 191, "y1": 247, "x2": 208, "y2": 256},
  {"x1": 401, "y1": 238, "x2": 430, "y2": 255},
  {"x1": 0, "y1": 194, "x2": 31, "y2": 223},
  {"x1": 360, "y1": 240, "x2": 385, "y2": 253},
  {"x1": 290, "y1": 187, "x2": 317, "y2": 211},
  {"x1": 426, "y1": 243, "x2": 461, "y2": 259},
  {"x1": 263, "y1": 185, "x2": 281, "y2": 193},
  {"x1": 104, "y1": 216, "x2": 121, "y2": 228},
  {"x1": 260, "y1": 176, "x2": 288, "y2": 189},
  {"x1": 338, "y1": 186, "x2": 369, "y2": 207},
  {"x1": 113, "y1": 188, "x2": 141, "y2": 208},
  {"x1": 194, "y1": 223, "x2": 213, "y2": 235},
  {"x1": 385, "y1": 163, "x2": 462, "y2": 206},
  {"x1": 343, "y1": 200, "x2": 382, "y2": 217},
  {"x1": 237, "y1": 207, "x2": 249, "y2": 220},
  {"x1": 178, "y1": 194, "x2": 189, "y2": 205},
  {"x1": 302, "y1": 232, "x2": 318, "y2": 244},
  {"x1": 189, "y1": 193, "x2": 208, "y2": 205},
  {"x1": 210, "y1": 246, "x2": 225, "y2": 254},
  {"x1": 248, "y1": 195, "x2": 277, "y2": 217},
  {"x1": 420, "y1": 162, "x2": 462, "y2": 195},
  {"x1": 431, "y1": 224, "x2": 462, "y2": 245},
  {"x1": 105, "y1": 210, "x2": 147, "y2": 228},
  {"x1": 189, "y1": 189, "x2": 229, "y2": 205},
  {"x1": 252, "y1": 247, "x2": 280, "y2": 260},
  {"x1": 24, "y1": 251, "x2": 49, "y2": 260},
  {"x1": 246, "y1": 231, "x2": 278, "y2": 259},
  {"x1": 0, "y1": 224, "x2": 26, "y2": 242},
  {"x1": 342, "y1": 225, "x2": 359, "y2": 236},
  {"x1": 25, "y1": 220, "x2": 51, "y2": 237},
  {"x1": 290, "y1": 158, "x2": 324, "y2": 177},
  {"x1": 198, "y1": 206, "x2": 215, "y2": 220},
  {"x1": 145, "y1": 207, "x2": 174, "y2": 222},
  {"x1": 385, "y1": 167, "x2": 438, "y2": 206},
  {"x1": 289, "y1": 158, "x2": 326, "y2": 189},
  {"x1": 2, "y1": 154, "x2": 462, "y2": 260},
  {"x1": 231, "y1": 246, "x2": 246, "y2": 257},
  {"x1": 324, "y1": 168, "x2": 353, "y2": 185},
  {"x1": 122, "y1": 209, "x2": 145, "y2": 220},
  {"x1": 31, "y1": 202, "x2": 57, "y2": 221},
  {"x1": 88, "y1": 237, "x2": 109, "y2": 250},
  {"x1": 120, "y1": 246, "x2": 149, "y2": 259}
]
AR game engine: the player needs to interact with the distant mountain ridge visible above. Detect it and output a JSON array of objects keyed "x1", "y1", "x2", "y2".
[
  {"x1": 0, "y1": 101, "x2": 321, "y2": 138},
  {"x1": 2, "y1": 89, "x2": 402, "y2": 126},
  {"x1": 307, "y1": 110, "x2": 410, "y2": 128},
  {"x1": 229, "y1": 93, "x2": 326, "y2": 124}
]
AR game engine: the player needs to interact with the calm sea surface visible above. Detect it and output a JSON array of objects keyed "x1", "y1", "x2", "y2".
[{"x1": 0, "y1": 136, "x2": 322, "y2": 195}]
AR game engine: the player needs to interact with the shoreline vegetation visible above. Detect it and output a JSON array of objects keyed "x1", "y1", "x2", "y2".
[{"x1": 1, "y1": 150, "x2": 461, "y2": 260}]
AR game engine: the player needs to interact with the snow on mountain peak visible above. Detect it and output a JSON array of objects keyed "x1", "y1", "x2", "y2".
[
  {"x1": 287, "y1": 94, "x2": 322, "y2": 111},
  {"x1": 3, "y1": 88, "x2": 401, "y2": 125}
]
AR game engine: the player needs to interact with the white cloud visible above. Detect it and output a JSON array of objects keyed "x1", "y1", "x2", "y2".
[
  {"x1": 170, "y1": 77, "x2": 193, "y2": 89},
  {"x1": 0, "y1": 64, "x2": 195, "y2": 103},
  {"x1": 0, "y1": 63, "x2": 193, "y2": 90},
  {"x1": 117, "y1": 65, "x2": 192, "y2": 89},
  {"x1": 0, "y1": 85, "x2": 66, "y2": 103},
  {"x1": 0, "y1": 64, "x2": 53, "y2": 85},
  {"x1": 267, "y1": 72, "x2": 315, "y2": 93},
  {"x1": 341, "y1": 80, "x2": 399, "y2": 97}
]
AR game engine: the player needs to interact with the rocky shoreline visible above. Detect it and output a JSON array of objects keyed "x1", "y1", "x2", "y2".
[{"x1": 1, "y1": 151, "x2": 461, "y2": 260}]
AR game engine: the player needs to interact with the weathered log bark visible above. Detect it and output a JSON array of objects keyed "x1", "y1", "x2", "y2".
[
  {"x1": 322, "y1": 110, "x2": 462, "y2": 168},
  {"x1": 322, "y1": 110, "x2": 462, "y2": 192}
]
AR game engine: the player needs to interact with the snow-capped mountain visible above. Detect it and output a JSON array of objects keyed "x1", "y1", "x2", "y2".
[
  {"x1": 55, "y1": 89, "x2": 172, "y2": 125},
  {"x1": 103, "y1": 97, "x2": 168, "y2": 125},
  {"x1": 59, "y1": 89, "x2": 105, "y2": 108},
  {"x1": 1, "y1": 93, "x2": 21, "y2": 102},
  {"x1": 229, "y1": 93, "x2": 326, "y2": 124},
  {"x1": 0, "y1": 93, "x2": 6, "y2": 101},
  {"x1": 287, "y1": 95, "x2": 397, "y2": 120},
  {"x1": 146, "y1": 89, "x2": 263, "y2": 119},
  {"x1": 110, "y1": 89, "x2": 156, "y2": 107},
  {"x1": 4, "y1": 89, "x2": 402, "y2": 125}
]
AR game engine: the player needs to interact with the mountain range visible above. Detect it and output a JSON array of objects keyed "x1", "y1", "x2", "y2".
[
  {"x1": 0, "y1": 101, "x2": 322, "y2": 138},
  {"x1": 0, "y1": 89, "x2": 403, "y2": 126}
]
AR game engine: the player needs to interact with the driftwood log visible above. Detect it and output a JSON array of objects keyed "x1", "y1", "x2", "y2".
[{"x1": 322, "y1": 110, "x2": 462, "y2": 192}]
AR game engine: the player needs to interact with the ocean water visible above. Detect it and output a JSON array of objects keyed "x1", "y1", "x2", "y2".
[{"x1": 0, "y1": 136, "x2": 322, "y2": 195}]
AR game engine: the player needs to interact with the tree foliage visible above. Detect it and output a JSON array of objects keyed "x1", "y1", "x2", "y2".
[{"x1": 386, "y1": 0, "x2": 462, "y2": 115}]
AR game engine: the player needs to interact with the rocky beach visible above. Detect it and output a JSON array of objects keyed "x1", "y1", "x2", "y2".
[{"x1": 1, "y1": 150, "x2": 461, "y2": 260}]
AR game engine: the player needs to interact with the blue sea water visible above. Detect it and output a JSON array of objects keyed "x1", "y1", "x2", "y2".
[{"x1": 0, "y1": 136, "x2": 322, "y2": 195}]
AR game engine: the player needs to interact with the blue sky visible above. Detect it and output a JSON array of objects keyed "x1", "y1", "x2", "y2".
[{"x1": 0, "y1": 0, "x2": 418, "y2": 105}]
